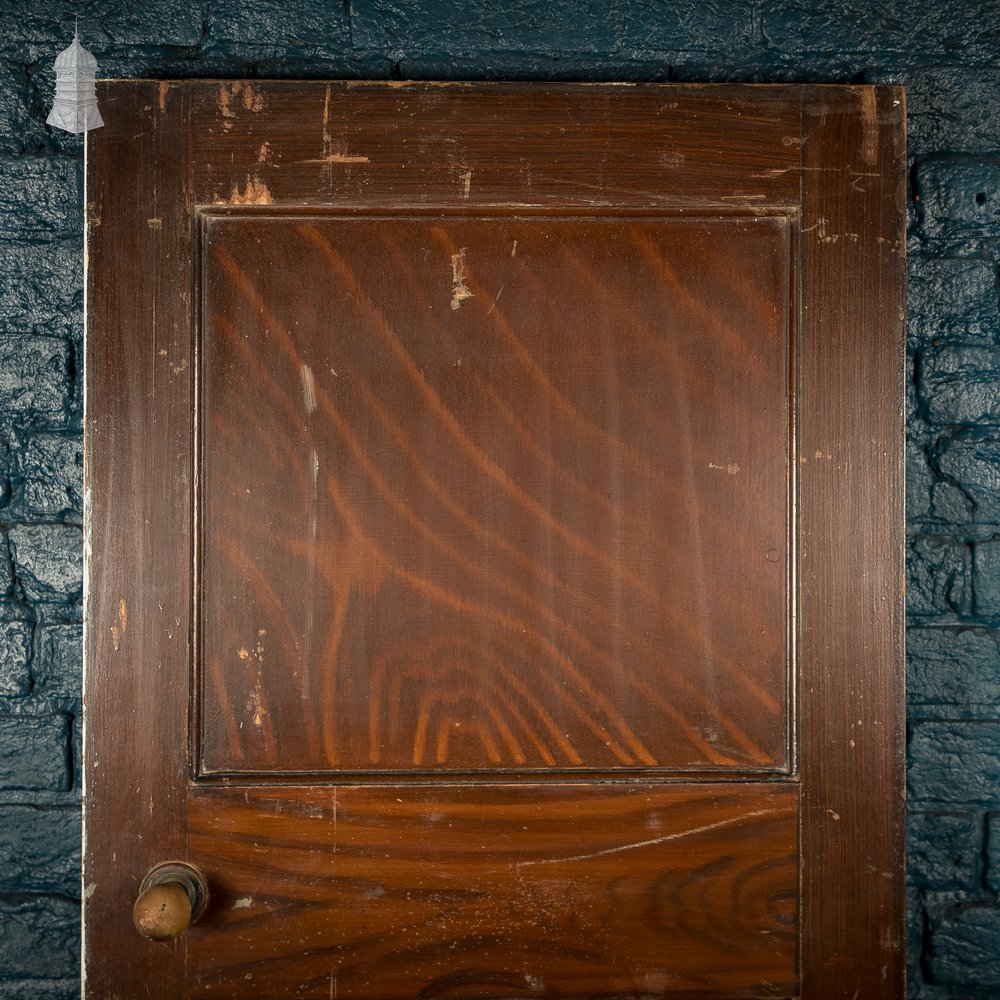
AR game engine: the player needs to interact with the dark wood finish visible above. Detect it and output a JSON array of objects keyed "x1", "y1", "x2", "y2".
[
  {"x1": 85, "y1": 82, "x2": 905, "y2": 999},
  {"x1": 198, "y1": 213, "x2": 791, "y2": 776},
  {"x1": 798, "y1": 88, "x2": 907, "y2": 996},
  {"x1": 84, "y1": 81, "x2": 192, "y2": 999},
  {"x1": 185, "y1": 784, "x2": 798, "y2": 998},
  {"x1": 190, "y1": 82, "x2": 803, "y2": 210}
]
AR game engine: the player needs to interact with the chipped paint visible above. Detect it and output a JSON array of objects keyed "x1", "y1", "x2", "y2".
[
  {"x1": 450, "y1": 249, "x2": 474, "y2": 310},
  {"x1": 228, "y1": 176, "x2": 274, "y2": 205},
  {"x1": 233, "y1": 896, "x2": 254, "y2": 909},
  {"x1": 240, "y1": 628, "x2": 268, "y2": 729},
  {"x1": 218, "y1": 82, "x2": 264, "y2": 130},
  {"x1": 110, "y1": 598, "x2": 127, "y2": 651}
]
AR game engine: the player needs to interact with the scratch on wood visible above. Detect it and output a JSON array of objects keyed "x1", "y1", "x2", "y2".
[
  {"x1": 303, "y1": 153, "x2": 370, "y2": 164},
  {"x1": 301, "y1": 364, "x2": 317, "y2": 414},
  {"x1": 450, "y1": 249, "x2": 474, "y2": 310},
  {"x1": 516, "y1": 809, "x2": 776, "y2": 866},
  {"x1": 157, "y1": 81, "x2": 171, "y2": 112}
]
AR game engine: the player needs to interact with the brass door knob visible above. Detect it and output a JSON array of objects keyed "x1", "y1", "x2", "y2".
[{"x1": 133, "y1": 862, "x2": 209, "y2": 941}]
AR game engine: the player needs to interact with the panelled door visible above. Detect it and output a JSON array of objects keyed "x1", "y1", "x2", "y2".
[{"x1": 84, "y1": 83, "x2": 905, "y2": 999}]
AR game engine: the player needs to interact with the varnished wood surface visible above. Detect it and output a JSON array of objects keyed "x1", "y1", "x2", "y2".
[
  {"x1": 84, "y1": 82, "x2": 905, "y2": 999},
  {"x1": 187, "y1": 82, "x2": 803, "y2": 211},
  {"x1": 797, "y1": 88, "x2": 907, "y2": 997},
  {"x1": 84, "y1": 81, "x2": 192, "y2": 999},
  {"x1": 198, "y1": 213, "x2": 791, "y2": 776},
  {"x1": 185, "y1": 784, "x2": 798, "y2": 999}
]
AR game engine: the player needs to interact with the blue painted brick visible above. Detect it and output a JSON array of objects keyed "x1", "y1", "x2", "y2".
[
  {"x1": 352, "y1": 0, "x2": 619, "y2": 55},
  {"x1": 974, "y1": 541, "x2": 1000, "y2": 618},
  {"x1": 622, "y1": 0, "x2": 754, "y2": 55},
  {"x1": 928, "y1": 905, "x2": 1000, "y2": 988},
  {"x1": 0, "y1": 336, "x2": 70, "y2": 426},
  {"x1": 0, "y1": 157, "x2": 81, "y2": 240},
  {"x1": 763, "y1": 0, "x2": 1000, "y2": 65},
  {"x1": 988, "y1": 813, "x2": 1000, "y2": 893},
  {"x1": 14, "y1": 433, "x2": 83, "y2": 521},
  {"x1": 0, "y1": 806, "x2": 80, "y2": 895},
  {"x1": 0, "y1": 897, "x2": 79, "y2": 981},
  {"x1": 35, "y1": 625, "x2": 82, "y2": 711},
  {"x1": 908, "y1": 628, "x2": 1000, "y2": 714},
  {"x1": 907, "y1": 811, "x2": 980, "y2": 891},
  {"x1": 0, "y1": 240, "x2": 80, "y2": 331},
  {"x1": 908, "y1": 257, "x2": 999, "y2": 348},
  {"x1": 916, "y1": 160, "x2": 1000, "y2": 243},
  {"x1": 0, "y1": 981, "x2": 79, "y2": 1000},
  {"x1": 909, "y1": 721, "x2": 1000, "y2": 805},
  {"x1": 0, "y1": 620, "x2": 31, "y2": 697},
  {"x1": 906, "y1": 535, "x2": 971, "y2": 618},
  {"x1": 8, "y1": 524, "x2": 82, "y2": 604},
  {"x1": 907, "y1": 439, "x2": 934, "y2": 521},
  {"x1": 0, "y1": 58, "x2": 36, "y2": 155},
  {"x1": 208, "y1": 0, "x2": 350, "y2": 58},
  {"x1": 18, "y1": 3, "x2": 204, "y2": 50},
  {"x1": 903, "y1": 68, "x2": 1000, "y2": 156},
  {"x1": 920, "y1": 345, "x2": 1000, "y2": 426},
  {"x1": 0, "y1": 715, "x2": 69, "y2": 792},
  {"x1": 935, "y1": 431, "x2": 1000, "y2": 524}
]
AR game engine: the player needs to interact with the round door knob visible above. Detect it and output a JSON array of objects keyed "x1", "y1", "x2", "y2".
[{"x1": 133, "y1": 862, "x2": 209, "y2": 941}]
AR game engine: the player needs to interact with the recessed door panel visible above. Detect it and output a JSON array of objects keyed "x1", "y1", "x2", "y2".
[{"x1": 198, "y1": 215, "x2": 791, "y2": 776}]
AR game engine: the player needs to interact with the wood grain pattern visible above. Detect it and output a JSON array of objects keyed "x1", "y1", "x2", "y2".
[
  {"x1": 188, "y1": 82, "x2": 803, "y2": 211},
  {"x1": 797, "y1": 87, "x2": 907, "y2": 998},
  {"x1": 185, "y1": 784, "x2": 798, "y2": 999},
  {"x1": 83, "y1": 82, "x2": 193, "y2": 999},
  {"x1": 198, "y1": 214, "x2": 792, "y2": 775}
]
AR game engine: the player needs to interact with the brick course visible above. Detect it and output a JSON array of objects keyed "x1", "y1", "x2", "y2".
[{"x1": 0, "y1": 1, "x2": 997, "y2": 995}]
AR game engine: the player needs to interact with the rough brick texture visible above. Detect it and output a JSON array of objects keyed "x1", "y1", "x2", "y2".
[{"x1": 0, "y1": 1, "x2": 997, "y2": 996}]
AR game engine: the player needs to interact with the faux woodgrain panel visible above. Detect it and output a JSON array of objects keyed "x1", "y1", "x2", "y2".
[
  {"x1": 197, "y1": 214, "x2": 792, "y2": 775},
  {"x1": 185, "y1": 783, "x2": 799, "y2": 999}
]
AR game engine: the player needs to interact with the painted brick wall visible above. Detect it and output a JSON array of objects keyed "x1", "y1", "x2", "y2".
[{"x1": 0, "y1": 2, "x2": 997, "y2": 997}]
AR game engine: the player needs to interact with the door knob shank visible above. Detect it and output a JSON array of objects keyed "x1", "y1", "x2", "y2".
[{"x1": 133, "y1": 862, "x2": 209, "y2": 941}]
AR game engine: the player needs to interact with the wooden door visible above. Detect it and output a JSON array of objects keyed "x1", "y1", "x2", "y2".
[{"x1": 84, "y1": 83, "x2": 905, "y2": 999}]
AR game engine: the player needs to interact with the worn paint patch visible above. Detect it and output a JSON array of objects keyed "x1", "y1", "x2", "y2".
[
  {"x1": 218, "y1": 82, "x2": 264, "y2": 130},
  {"x1": 450, "y1": 249, "x2": 474, "y2": 310},
  {"x1": 110, "y1": 598, "x2": 127, "y2": 651},
  {"x1": 709, "y1": 462, "x2": 741, "y2": 476},
  {"x1": 239, "y1": 628, "x2": 268, "y2": 729},
  {"x1": 228, "y1": 176, "x2": 274, "y2": 206}
]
